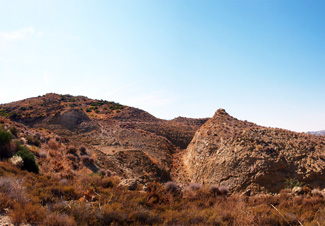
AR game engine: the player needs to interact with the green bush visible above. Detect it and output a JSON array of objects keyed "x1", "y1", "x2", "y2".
[
  {"x1": 0, "y1": 127, "x2": 14, "y2": 159},
  {"x1": 0, "y1": 127, "x2": 12, "y2": 145},
  {"x1": 16, "y1": 147, "x2": 39, "y2": 174},
  {"x1": 285, "y1": 178, "x2": 304, "y2": 189}
]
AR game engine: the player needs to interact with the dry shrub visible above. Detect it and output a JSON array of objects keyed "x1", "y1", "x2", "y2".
[
  {"x1": 106, "y1": 170, "x2": 112, "y2": 177},
  {"x1": 209, "y1": 185, "x2": 220, "y2": 196},
  {"x1": 9, "y1": 126, "x2": 19, "y2": 137},
  {"x1": 165, "y1": 181, "x2": 179, "y2": 193},
  {"x1": 109, "y1": 176, "x2": 121, "y2": 187},
  {"x1": 0, "y1": 177, "x2": 25, "y2": 202},
  {"x1": 101, "y1": 203, "x2": 128, "y2": 225},
  {"x1": 60, "y1": 178, "x2": 68, "y2": 185},
  {"x1": 67, "y1": 202, "x2": 98, "y2": 226},
  {"x1": 218, "y1": 185, "x2": 229, "y2": 196},
  {"x1": 0, "y1": 192, "x2": 11, "y2": 209},
  {"x1": 81, "y1": 155, "x2": 94, "y2": 164},
  {"x1": 72, "y1": 161, "x2": 79, "y2": 170},
  {"x1": 99, "y1": 168, "x2": 106, "y2": 176},
  {"x1": 48, "y1": 138, "x2": 60, "y2": 150},
  {"x1": 23, "y1": 202, "x2": 47, "y2": 224},
  {"x1": 66, "y1": 153, "x2": 77, "y2": 161},
  {"x1": 79, "y1": 145, "x2": 86, "y2": 153},
  {"x1": 26, "y1": 135, "x2": 41, "y2": 147},
  {"x1": 10, "y1": 200, "x2": 46, "y2": 225},
  {"x1": 100, "y1": 178, "x2": 114, "y2": 188},
  {"x1": 67, "y1": 146, "x2": 77, "y2": 154},
  {"x1": 311, "y1": 188, "x2": 322, "y2": 197},
  {"x1": 37, "y1": 151, "x2": 48, "y2": 158},
  {"x1": 40, "y1": 213, "x2": 76, "y2": 226},
  {"x1": 50, "y1": 185, "x2": 80, "y2": 200},
  {"x1": 188, "y1": 182, "x2": 201, "y2": 190},
  {"x1": 10, "y1": 202, "x2": 25, "y2": 226}
]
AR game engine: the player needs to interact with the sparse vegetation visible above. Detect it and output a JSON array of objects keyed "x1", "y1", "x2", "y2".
[{"x1": 1, "y1": 168, "x2": 319, "y2": 226}]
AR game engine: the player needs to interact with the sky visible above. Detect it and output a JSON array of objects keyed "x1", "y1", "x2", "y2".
[{"x1": 0, "y1": 0, "x2": 324, "y2": 132}]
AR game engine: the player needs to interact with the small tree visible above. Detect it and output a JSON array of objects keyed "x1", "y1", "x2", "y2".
[
  {"x1": 16, "y1": 147, "x2": 39, "y2": 174},
  {"x1": 0, "y1": 127, "x2": 12, "y2": 145},
  {"x1": 0, "y1": 126, "x2": 14, "y2": 159}
]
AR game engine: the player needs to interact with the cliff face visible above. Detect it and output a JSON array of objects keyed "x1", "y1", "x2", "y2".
[{"x1": 184, "y1": 109, "x2": 325, "y2": 193}]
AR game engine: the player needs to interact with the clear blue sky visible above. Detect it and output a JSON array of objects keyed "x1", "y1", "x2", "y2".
[{"x1": 0, "y1": 0, "x2": 324, "y2": 132}]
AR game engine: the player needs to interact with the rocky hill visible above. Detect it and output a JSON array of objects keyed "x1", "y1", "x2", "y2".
[
  {"x1": 184, "y1": 109, "x2": 325, "y2": 193},
  {"x1": 1, "y1": 94, "x2": 324, "y2": 226},
  {"x1": 1, "y1": 94, "x2": 324, "y2": 192},
  {"x1": 0, "y1": 93, "x2": 207, "y2": 183}
]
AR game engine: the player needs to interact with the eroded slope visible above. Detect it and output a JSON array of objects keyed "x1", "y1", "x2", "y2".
[{"x1": 185, "y1": 109, "x2": 325, "y2": 192}]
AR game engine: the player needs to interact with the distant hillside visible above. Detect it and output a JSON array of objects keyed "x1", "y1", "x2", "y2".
[{"x1": 308, "y1": 130, "x2": 325, "y2": 136}]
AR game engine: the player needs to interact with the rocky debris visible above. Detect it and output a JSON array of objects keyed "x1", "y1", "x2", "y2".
[
  {"x1": 42, "y1": 109, "x2": 93, "y2": 132},
  {"x1": 311, "y1": 188, "x2": 322, "y2": 197},
  {"x1": 0, "y1": 214, "x2": 31, "y2": 226},
  {"x1": 112, "y1": 149, "x2": 171, "y2": 182},
  {"x1": 242, "y1": 189, "x2": 251, "y2": 197},
  {"x1": 0, "y1": 213, "x2": 14, "y2": 226},
  {"x1": 119, "y1": 179, "x2": 139, "y2": 191},
  {"x1": 184, "y1": 109, "x2": 325, "y2": 193},
  {"x1": 292, "y1": 186, "x2": 303, "y2": 195},
  {"x1": 8, "y1": 156, "x2": 23, "y2": 168}
]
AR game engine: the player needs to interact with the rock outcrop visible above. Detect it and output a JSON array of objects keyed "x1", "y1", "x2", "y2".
[{"x1": 184, "y1": 109, "x2": 325, "y2": 193}]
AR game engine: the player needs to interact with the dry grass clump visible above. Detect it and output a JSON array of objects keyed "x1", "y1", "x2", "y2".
[
  {"x1": 66, "y1": 153, "x2": 77, "y2": 161},
  {"x1": 218, "y1": 185, "x2": 229, "y2": 196},
  {"x1": 106, "y1": 170, "x2": 112, "y2": 177},
  {"x1": 67, "y1": 146, "x2": 77, "y2": 154},
  {"x1": 188, "y1": 182, "x2": 201, "y2": 190},
  {"x1": 40, "y1": 213, "x2": 77, "y2": 226},
  {"x1": 37, "y1": 151, "x2": 48, "y2": 158},
  {"x1": 81, "y1": 155, "x2": 94, "y2": 164},
  {"x1": 10, "y1": 202, "x2": 47, "y2": 226},
  {"x1": 79, "y1": 145, "x2": 87, "y2": 153},
  {"x1": 98, "y1": 168, "x2": 106, "y2": 176},
  {"x1": 164, "y1": 181, "x2": 179, "y2": 193},
  {"x1": 48, "y1": 138, "x2": 60, "y2": 150},
  {"x1": 209, "y1": 184, "x2": 229, "y2": 196}
]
